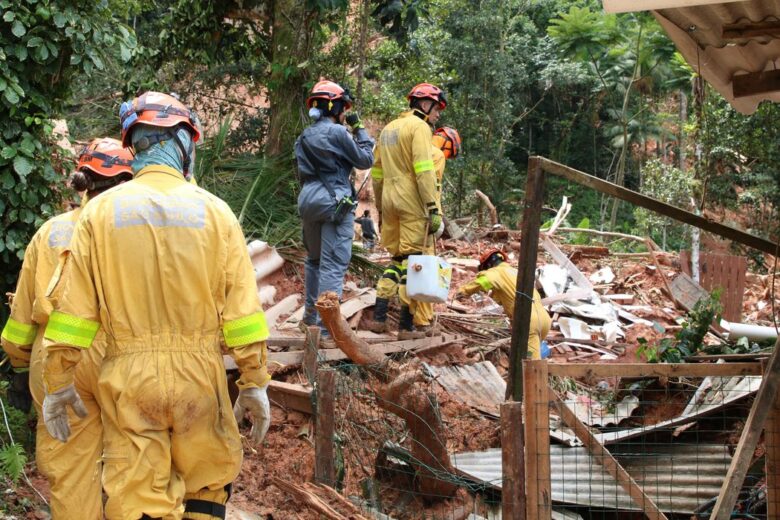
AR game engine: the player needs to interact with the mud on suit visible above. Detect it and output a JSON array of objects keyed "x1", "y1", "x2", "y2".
[
  {"x1": 42, "y1": 165, "x2": 271, "y2": 520},
  {"x1": 1, "y1": 207, "x2": 105, "y2": 520},
  {"x1": 374, "y1": 139, "x2": 444, "y2": 326},
  {"x1": 458, "y1": 262, "x2": 552, "y2": 359},
  {"x1": 295, "y1": 118, "x2": 374, "y2": 326}
]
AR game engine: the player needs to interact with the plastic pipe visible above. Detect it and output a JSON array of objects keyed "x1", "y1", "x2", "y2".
[{"x1": 721, "y1": 320, "x2": 779, "y2": 341}]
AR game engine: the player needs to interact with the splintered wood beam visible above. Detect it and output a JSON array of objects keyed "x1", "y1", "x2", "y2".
[
  {"x1": 733, "y1": 69, "x2": 780, "y2": 98},
  {"x1": 534, "y1": 157, "x2": 778, "y2": 255},
  {"x1": 723, "y1": 20, "x2": 780, "y2": 40},
  {"x1": 552, "y1": 387, "x2": 669, "y2": 520}
]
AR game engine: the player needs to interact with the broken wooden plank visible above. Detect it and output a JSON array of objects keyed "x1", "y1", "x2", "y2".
[
  {"x1": 709, "y1": 340, "x2": 780, "y2": 520},
  {"x1": 539, "y1": 235, "x2": 594, "y2": 292},
  {"x1": 535, "y1": 157, "x2": 778, "y2": 255},
  {"x1": 552, "y1": 388, "x2": 669, "y2": 520},
  {"x1": 267, "y1": 380, "x2": 313, "y2": 414},
  {"x1": 547, "y1": 363, "x2": 763, "y2": 378},
  {"x1": 253, "y1": 333, "x2": 466, "y2": 368}
]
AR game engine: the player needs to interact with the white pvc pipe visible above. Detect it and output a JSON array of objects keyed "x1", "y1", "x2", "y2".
[
  {"x1": 721, "y1": 320, "x2": 779, "y2": 341},
  {"x1": 247, "y1": 240, "x2": 269, "y2": 258},
  {"x1": 253, "y1": 250, "x2": 285, "y2": 282}
]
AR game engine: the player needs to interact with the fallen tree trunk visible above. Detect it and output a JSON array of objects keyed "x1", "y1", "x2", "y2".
[
  {"x1": 475, "y1": 190, "x2": 498, "y2": 226},
  {"x1": 316, "y1": 292, "x2": 459, "y2": 499}
]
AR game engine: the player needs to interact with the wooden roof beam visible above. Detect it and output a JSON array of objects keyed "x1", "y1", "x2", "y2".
[
  {"x1": 733, "y1": 69, "x2": 780, "y2": 98},
  {"x1": 723, "y1": 20, "x2": 780, "y2": 40}
]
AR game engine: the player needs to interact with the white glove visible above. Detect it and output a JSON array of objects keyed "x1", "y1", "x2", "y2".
[
  {"x1": 233, "y1": 385, "x2": 271, "y2": 446},
  {"x1": 43, "y1": 384, "x2": 88, "y2": 443}
]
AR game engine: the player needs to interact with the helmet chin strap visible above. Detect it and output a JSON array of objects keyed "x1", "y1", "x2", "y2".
[{"x1": 171, "y1": 130, "x2": 193, "y2": 179}]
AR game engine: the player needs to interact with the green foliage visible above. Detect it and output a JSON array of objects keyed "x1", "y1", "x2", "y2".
[
  {"x1": 634, "y1": 159, "x2": 695, "y2": 250},
  {"x1": 195, "y1": 118, "x2": 300, "y2": 246},
  {"x1": 0, "y1": 0, "x2": 135, "y2": 305},
  {"x1": 637, "y1": 290, "x2": 722, "y2": 363},
  {"x1": 0, "y1": 442, "x2": 27, "y2": 483}
]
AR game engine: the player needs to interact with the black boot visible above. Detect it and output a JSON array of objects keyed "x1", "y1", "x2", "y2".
[
  {"x1": 397, "y1": 306, "x2": 424, "y2": 340},
  {"x1": 366, "y1": 297, "x2": 390, "y2": 333}
]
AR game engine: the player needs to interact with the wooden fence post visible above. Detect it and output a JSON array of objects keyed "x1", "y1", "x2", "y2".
[
  {"x1": 508, "y1": 157, "x2": 545, "y2": 401},
  {"x1": 501, "y1": 401, "x2": 526, "y2": 520},
  {"x1": 315, "y1": 369, "x2": 336, "y2": 486},
  {"x1": 303, "y1": 325, "x2": 321, "y2": 385},
  {"x1": 524, "y1": 360, "x2": 551, "y2": 520}
]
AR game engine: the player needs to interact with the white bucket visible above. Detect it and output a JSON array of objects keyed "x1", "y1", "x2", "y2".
[{"x1": 406, "y1": 255, "x2": 452, "y2": 303}]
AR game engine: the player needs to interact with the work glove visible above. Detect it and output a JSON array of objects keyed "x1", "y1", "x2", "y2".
[
  {"x1": 428, "y1": 211, "x2": 445, "y2": 239},
  {"x1": 345, "y1": 113, "x2": 365, "y2": 131},
  {"x1": 43, "y1": 383, "x2": 88, "y2": 443},
  {"x1": 7, "y1": 370, "x2": 32, "y2": 413},
  {"x1": 233, "y1": 384, "x2": 271, "y2": 446}
]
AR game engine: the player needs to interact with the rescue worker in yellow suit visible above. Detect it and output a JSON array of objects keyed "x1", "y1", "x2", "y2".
[
  {"x1": 370, "y1": 83, "x2": 448, "y2": 339},
  {"x1": 367, "y1": 126, "x2": 461, "y2": 335},
  {"x1": 1, "y1": 138, "x2": 134, "y2": 520},
  {"x1": 457, "y1": 250, "x2": 552, "y2": 359},
  {"x1": 40, "y1": 92, "x2": 271, "y2": 520}
]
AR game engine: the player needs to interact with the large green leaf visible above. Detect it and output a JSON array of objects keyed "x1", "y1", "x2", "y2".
[{"x1": 12, "y1": 155, "x2": 33, "y2": 178}]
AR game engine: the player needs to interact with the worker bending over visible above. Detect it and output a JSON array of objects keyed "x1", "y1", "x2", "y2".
[
  {"x1": 371, "y1": 84, "x2": 448, "y2": 339},
  {"x1": 296, "y1": 81, "x2": 374, "y2": 337},
  {"x1": 368, "y1": 126, "x2": 461, "y2": 335},
  {"x1": 41, "y1": 92, "x2": 271, "y2": 520},
  {"x1": 457, "y1": 250, "x2": 551, "y2": 359},
  {"x1": 1, "y1": 138, "x2": 133, "y2": 519}
]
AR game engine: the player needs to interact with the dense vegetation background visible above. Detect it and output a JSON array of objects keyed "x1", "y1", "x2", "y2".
[{"x1": 2, "y1": 0, "x2": 780, "y2": 318}]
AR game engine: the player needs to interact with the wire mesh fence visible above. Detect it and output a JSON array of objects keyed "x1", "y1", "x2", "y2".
[
  {"x1": 523, "y1": 362, "x2": 775, "y2": 520},
  {"x1": 318, "y1": 362, "x2": 502, "y2": 519},
  {"x1": 307, "y1": 358, "x2": 776, "y2": 519}
]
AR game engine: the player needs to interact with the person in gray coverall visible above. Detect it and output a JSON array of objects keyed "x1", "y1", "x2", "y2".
[{"x1": 295, "y1": 80, "x2": 375, "y2": 335}]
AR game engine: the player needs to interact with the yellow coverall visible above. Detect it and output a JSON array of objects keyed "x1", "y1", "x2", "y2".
[
  {"x1": 42, "y1": 165, "x2": 271, "y2": 520},
  {"x1": 374, "y1": 140, "x2": 444, "y2": 327},
  {"x1": 1, "y1": 207, "x2": 105, "y2": 520},
  {"x1": 458, "y1": 262, "x2": 552, "y2": 359}
]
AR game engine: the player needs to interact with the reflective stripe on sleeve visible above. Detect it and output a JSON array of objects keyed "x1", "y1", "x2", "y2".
[
  {"x1": 371, "y1": 167, "x2": 383, "y2": 180},
  {"x1": 413, "y1": 160, "x2": 435, "y2": 174},
  {"x1": 476, "y1": 275, "x2": 493, "y2": 292},
  {"x1": 223, "y1": 311, "x2": 270, "y2": 348},
  {"x1": 44, "y1": 311, "x2": 100, "y2": 349},
  {"x1": 1, "y1": 318, "x2": 38, "y2": 347}
]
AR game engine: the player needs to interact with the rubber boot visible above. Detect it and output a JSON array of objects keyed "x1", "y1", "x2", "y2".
[
  {"x1": 416, "y1": 323, "x2": 441, "y2": 337},
  {"x1": 397, "y1": 306, "x2": 424, "y2": 340},
  {"x1": 365, "y1": 297, "x2": 390, "y2": 333}
]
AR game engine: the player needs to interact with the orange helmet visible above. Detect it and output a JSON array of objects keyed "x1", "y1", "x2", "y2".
[
  {"x1": 433, "y1": 127, "x2": 461, "y2": 159},
  {"x1": 77, "y1": 138, "x2": 134, "y2": 178},
  {"x1": 478, "y1": 249, "x2": 506, "y2": 271},
  {"x1": 407, "y1": 83, "x2": 447, "y2": 110},
  {"x1": 306, "y1": 80, "x2": 353, "y2": 110},
  {"x1": 119, "y1": 91, "x2": 201, "y2": 148}
]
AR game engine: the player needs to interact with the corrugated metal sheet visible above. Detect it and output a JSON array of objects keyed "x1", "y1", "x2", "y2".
[
  {"x1": 652, "y1": 0, "x2": 780, "y2": 114},
  {"x1": 595, "y1": 374, "x2": 761, "y2": 444},
  {"x1": 452, "y1": 444, "x2": 732, "y2": 514},
  {"x1": 424, "y1": 361, "x2": 506, "y2": 417}
]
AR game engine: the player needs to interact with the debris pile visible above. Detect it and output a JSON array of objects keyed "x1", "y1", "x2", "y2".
[{"x1": 229, "y1": 217, "x2": 778, "y2": 519}]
